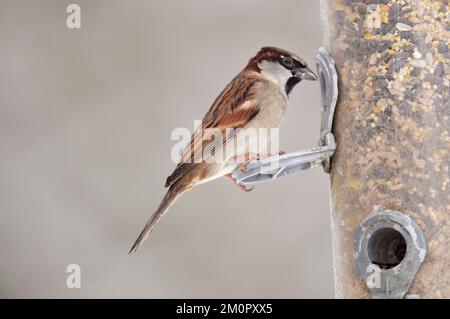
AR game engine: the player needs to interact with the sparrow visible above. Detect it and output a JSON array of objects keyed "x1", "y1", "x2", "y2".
[{"x1": 130, "y1": 47, "x2": 317, "y2": 253}]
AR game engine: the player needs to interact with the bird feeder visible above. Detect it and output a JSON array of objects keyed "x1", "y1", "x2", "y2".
[{"x1": 320, "y1": 0, "x2": 449, "y2": 298}]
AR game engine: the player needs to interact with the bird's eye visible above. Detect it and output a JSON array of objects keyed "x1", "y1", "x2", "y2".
[{"x1": 282, "y1": 57, "x2": 293, "y2": 68}]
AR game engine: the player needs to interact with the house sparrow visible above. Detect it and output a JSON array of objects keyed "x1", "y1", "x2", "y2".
[{"x1": 130, "y1": 47, "x2": 317, "y2": 253}]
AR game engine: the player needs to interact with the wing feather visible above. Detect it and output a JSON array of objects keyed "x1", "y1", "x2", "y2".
[{"x1": 165, "y1": 74, "x2": 260, "y2": 187}]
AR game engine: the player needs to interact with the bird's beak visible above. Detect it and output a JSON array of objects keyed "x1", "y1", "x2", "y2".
[{"x1": 295, "y1": 66, "x2": 318, "y2": 81}]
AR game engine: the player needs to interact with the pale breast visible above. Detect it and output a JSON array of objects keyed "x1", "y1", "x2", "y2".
[
  {"x1": 246, "y1": 80, "x2": 288, "y2": 129},
  {"x1": 237, "y1": 80, "x2": 288, "y2": 155}
]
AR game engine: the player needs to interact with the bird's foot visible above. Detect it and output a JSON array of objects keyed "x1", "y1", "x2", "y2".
[
  {"x1": 226, "y1": 153, "x2": 260, "y2": 173},
  {"x1": 238, "y1": 152, "x2": 285, "y2": 171},
  {"x1": 225, "y1": 173, "x2": 254, "y2": 192},
  {"x1": 239, "y1": 152, "x2": 262, "y2": 172},
  {"x1": 228, "y1": 152, "x2": 283, "y2": 173}
]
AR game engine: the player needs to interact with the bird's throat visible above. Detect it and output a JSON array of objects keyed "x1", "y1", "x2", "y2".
[{"x1": 285, "y1": 77, "x2": 301, "y2": 96}]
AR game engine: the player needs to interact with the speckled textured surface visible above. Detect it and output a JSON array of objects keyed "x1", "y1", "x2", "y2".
[{"x1": 321, "y1": 0, "x2": 449, "y2": 298}]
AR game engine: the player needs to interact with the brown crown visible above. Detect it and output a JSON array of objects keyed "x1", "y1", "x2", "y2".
[{"x1": 245, "y1": 46, "x2": 300, "y2": 72}]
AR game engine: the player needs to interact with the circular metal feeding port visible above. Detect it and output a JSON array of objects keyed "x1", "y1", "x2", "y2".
[
  {"x1": 367, "y1": 227, "x2": 407, "y2": 269},
  {"x1": 354, "y1": 207, "x2": 426, "y2": 299}
]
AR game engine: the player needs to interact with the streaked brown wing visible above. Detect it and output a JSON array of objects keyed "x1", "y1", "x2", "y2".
[{"x1": 165, "y1": 74, "x2": 260, "y2": 187}]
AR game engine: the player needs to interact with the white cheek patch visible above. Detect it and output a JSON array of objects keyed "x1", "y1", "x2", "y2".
[{"x1": 258, "y1": 60, "x2": 292, "y2": 88}]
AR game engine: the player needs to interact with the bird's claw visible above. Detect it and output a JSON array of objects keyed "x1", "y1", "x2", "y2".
[
  {"x1": 225, "y1": 173, "x2": 255, "y2": 192},
  {"x1": 238, "y1": 162, "x2": 250, "y2": 173}
]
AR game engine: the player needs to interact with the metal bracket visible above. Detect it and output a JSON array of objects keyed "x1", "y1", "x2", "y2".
[
  {"x1": 316, "y1": 47, "x2": 338, "y2": 173},
  {"x1": 354, "y1": 207, "x2": 427, "y2": 299},
  {"x1": 231, "y1": 47, "x2": 338, "y2": 186}
]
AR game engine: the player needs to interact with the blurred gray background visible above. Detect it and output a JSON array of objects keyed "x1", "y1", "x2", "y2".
[{"x1": 0, "y1": 0, "x2": 333, "y2": 298}]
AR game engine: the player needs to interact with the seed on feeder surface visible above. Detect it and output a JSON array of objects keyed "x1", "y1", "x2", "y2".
[
  {"x1": 396, "y1": 22, "x2": 413, "y2": 31},
  {"x1": 364, "y1": 32, "x2": 374, "y2": 40},
  {"x1": 369, "y1": 53, "x2": 377, "y2": 65},
  {"x1": 365, "y1": 5, "x2": 382, "y2": 30},
  {"x1": 376, "y1": 98, "x2": 389, "y2": 112},
  {"x1": 419, "y1": 97, "x2": 434, "y2": 106},
  {"x1": 425, "y1": 53, "x2": 433, "y2": 66},
  {"x1": 413, "y1": 49, "x2": 423, "y2": 59},
  {"x1": 411, "y1": 59, "x2": 427, "y2": 68}
]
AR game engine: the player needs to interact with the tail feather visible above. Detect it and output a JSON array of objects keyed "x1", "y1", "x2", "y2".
[{"x1": 129, "y1": 182, "x2": 188, "y2": 254}]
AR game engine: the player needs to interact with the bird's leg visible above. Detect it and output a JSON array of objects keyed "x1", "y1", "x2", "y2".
[
  {"x1": 225, "y1": 153, "x2": 258, "y2": 172},
  {"x1": 237, "y1": 152, "x2": 261, "y2": 172},
  {"x1": 224, "y1": 173, "x2": 254, "y2": 192},
  {"x1": 227, "y1": 151, "x2": 286, "y2": 173}
]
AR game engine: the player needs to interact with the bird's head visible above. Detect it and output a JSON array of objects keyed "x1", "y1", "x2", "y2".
[{"x1": 246, "y1": 46, "x2": 317, "y2": 95}]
